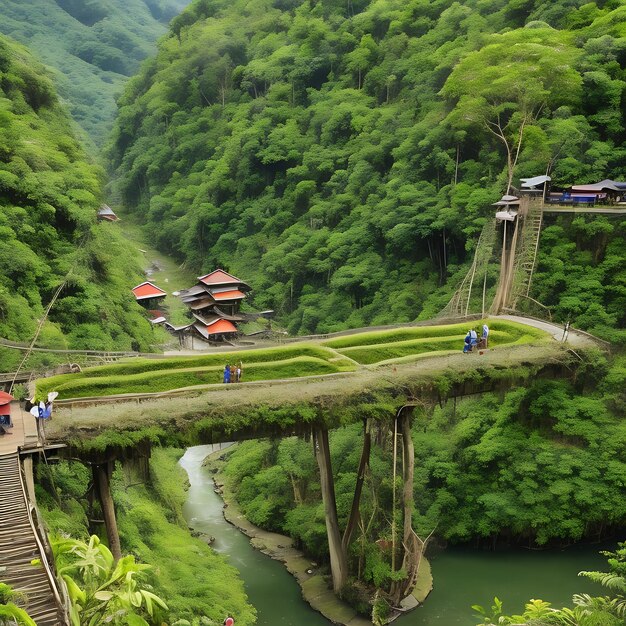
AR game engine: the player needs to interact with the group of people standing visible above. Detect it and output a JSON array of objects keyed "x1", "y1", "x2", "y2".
[
  {"x1": 223, "y1": 362, "x2": 243, "y2": 384},
  {"x1": 463, "y1": 324, "x2": 489, "y2": 353}
]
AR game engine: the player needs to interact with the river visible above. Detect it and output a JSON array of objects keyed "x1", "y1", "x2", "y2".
[{"x1": 180, "y1": 445, "x2": 611, "y2": 625}]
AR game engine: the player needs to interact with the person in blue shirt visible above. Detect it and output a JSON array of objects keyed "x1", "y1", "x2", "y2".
[
  {"x1": 470, "y1": 328, "x2": 478, "y2": 348},
  {"x1": 463, "y1": 331, "x2": 473, "y2": 353},
  {"x1": 223, "y1": 364, "x2": 231, "y2": 384}
]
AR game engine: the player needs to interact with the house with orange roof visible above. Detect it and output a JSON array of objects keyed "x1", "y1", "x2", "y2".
[
  {"x1": 176, "y1": 269, "x2": 252, "y2": 342},
  {"x1": 131, "y1": 281, "x2": 167, "y2": 306}
]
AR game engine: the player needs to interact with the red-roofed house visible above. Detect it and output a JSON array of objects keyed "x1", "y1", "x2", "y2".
[
  {"x1": 132, "y1": 281, "x2": 167, "y2": 310},
  {"x1": 193, "y1": 318, "x2": 238, "y2": 340},
  {"x1": 176, "y1": 269, "x2": 252, "y2": 343},
  {"x1": 198, "y1": 269, "x2": 251, "y2": 289}
]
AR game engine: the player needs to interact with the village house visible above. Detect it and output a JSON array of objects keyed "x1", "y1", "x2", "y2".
[{"x1": 175, "y1": 269, "x2": 252, "y2": 343}]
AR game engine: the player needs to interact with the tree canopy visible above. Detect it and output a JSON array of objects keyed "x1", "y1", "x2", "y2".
[
  {"x1": 108, "y1": 0, "x2": 626, "y2": 337},
  {"x1": 0, "y1": 35, "x2": 156, "y2": 360}
]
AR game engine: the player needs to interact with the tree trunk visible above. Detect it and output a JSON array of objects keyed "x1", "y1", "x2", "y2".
[
  {"x1": 93, "y1": 463, "x2": 122, "y2": 562},
  {"x1": 342, "y1": 420, "x2": 371, "y2": 552},
  {"x1": 314, "y1": 428, "x2": 348, "y2": 593}
]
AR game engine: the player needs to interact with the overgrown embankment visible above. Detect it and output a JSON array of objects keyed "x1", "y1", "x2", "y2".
[{"x1": 37, "y1": 447, "x2": 256, "y2": 624}]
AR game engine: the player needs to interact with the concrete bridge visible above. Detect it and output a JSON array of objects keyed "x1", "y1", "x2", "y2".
[{"x1": 44, "y1": 316, "x2": 598, "y2": 448}]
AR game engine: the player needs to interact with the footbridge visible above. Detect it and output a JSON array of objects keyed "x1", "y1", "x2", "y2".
[
  {"x1": 42, "y1": 316, "x2": 600, "y2": 449},
  {"x1": 0, "y1": 405, "x2": 69, "y2": 625}
]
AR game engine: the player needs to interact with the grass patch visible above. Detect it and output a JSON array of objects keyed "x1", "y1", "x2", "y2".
[
  {"x1": 36, "y1": 320, "x2": 549, "y2": 399},
  {"x1": 322, "y1": 319, "x2": 545, "y2": 349},
  {"x1": 39, "y1": 355, "x2": 353, "y2": 398},
  {"x1": 336, "y1": 326, "x2": 546, "y2": 365}
]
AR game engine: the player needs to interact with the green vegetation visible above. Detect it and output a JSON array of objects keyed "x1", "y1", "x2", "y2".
[
  {"x1": 218, "y1": 353, "x2": 626, "y2": 562},
  {"x1": 53, "y1": 535, "x2": 168, "y2": 626},
  {"x1": 322, "y1": 320, "x2": 545, "y2": 348},
  {"x1": 326, "y1": 320, "x2": 546, "y2": 364},
  {"x1": 36, "y1": 343, "x2": 355, "y2": 397},
  {"x1": 0, "y1": 584, "x2": 36, "y2": 626},
  {"x1": 0, "y1": 0, "x2": 190, "y2": 147},
  {"x1": 109, "y1": 0, "x2": 626, "y2": 340},
  {"x1": 474, "y1": 543, "x2": 626, "y2": 624},
  {"x1": 37, "y1": 448, "x2": 256, "y2": 625},
  {"x1": 0, "y1": 34, "x2": 161, "y2": 365},
  {"x1": 35, "y1": 320, "x2": 546, "y2": 398}
]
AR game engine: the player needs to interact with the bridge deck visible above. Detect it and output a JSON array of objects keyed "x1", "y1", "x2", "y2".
[
  {"x1": 0, "y1": 452, "x2": 62, "y2": 624},
  {"x1": 0, "y1": 402, "x2": 39, "y2": 456},
  {"x1": 45, "y1": 342, "x2": 587, "y2": 447},
  {"x1": 543, "y1": 206, "x2": 626, "y2": 214}
]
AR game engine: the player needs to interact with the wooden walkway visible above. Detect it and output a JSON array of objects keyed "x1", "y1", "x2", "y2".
[
  {"x1": 543, "y1": 206, "x2": 626, "y2": 214},
  {"x1": 0, "y1": 452, "x2": 63, "y2": 624},
  {"x1": 0, "y1": 402, "x2": 39, "y2": 456}
]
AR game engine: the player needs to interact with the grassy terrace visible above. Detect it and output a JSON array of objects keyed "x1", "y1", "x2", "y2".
[{"x1": 37, "y1": 320, "x2": 548, "y2": 400}]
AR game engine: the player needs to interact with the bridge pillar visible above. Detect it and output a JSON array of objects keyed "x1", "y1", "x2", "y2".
[
  {"x1": 93, "y1": 462, "x2": 122, "y2": 562},
  {"x1": 342, "y1": 419, "x2": 371, "y2": 551},
  {"x1": 313, "y1": 427, "x2": 348, "y2": 593},
  {"x1": 390, "y1": 406, "x2": 426, "y2": 604}
]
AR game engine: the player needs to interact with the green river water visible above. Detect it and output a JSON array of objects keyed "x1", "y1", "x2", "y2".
[{"x1": 180, "y1": 445, "x2": 611, "y2": 625}]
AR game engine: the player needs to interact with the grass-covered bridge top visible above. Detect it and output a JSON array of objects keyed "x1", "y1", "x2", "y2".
[
  {"x1": 38, "y1": 318, "x2": 601, "y2": 452},
  {"x1": 37, "y1": 320, "x2": 544, "y2": 399}
]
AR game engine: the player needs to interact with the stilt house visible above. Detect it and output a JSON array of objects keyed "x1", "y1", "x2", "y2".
[{"x1": 178, "y1": 269, "x2": 252, "y2": 342}]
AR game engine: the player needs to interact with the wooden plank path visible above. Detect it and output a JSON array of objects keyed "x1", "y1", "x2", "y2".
[
  {"x1": 0, "y1": 404, "x2": 67, "y2": 624},
  {"x1": 0, "y1": 403, "x2": 39, "y2": 456},
  {"x1": 0, "y1": 451, "x2": 63, "y2": 624}
]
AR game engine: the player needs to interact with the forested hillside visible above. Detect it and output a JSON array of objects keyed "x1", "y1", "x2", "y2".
[
  {"x1": 0, "y1": 0, "x2": 190, "y2": 147},
  {"x1": 218, "y1": 352, "x2": 626, "y2": 589},
  {"x1": 0, "y1": 35, "x2": 155, "y2": 366},
  {"x1": 109, "y1": 0, "x2": 626, "y2": 338}
]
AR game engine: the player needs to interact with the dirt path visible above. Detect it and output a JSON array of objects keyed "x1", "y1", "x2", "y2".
[{"x1": 493, "y1": 314, "x2": 600, "y2": 347}]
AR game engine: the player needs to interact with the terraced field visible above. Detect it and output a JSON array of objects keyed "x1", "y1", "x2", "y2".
[
  {"x1": 36, "y1": 319, "x2": 548, "y2": 399},
  {"x1": 322, "y1": 320, "x2": 546, "y2": 365}
]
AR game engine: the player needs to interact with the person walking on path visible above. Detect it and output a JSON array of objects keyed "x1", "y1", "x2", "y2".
[
  {"x1": 481, "y1": 323, "x2": 489, "y2": 348},
  {"x1": 223, "y1": 364, "x2": 231, "y2": 384},
  {"x1": 470, "y1": 328, "x2": 478, "y2": 349},
  {"x1": 236, "y1": 361, "x2": 242, "y2": 383}
]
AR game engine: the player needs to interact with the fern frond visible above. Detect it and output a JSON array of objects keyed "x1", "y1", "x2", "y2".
[{"x1": 579, "y1": 571, "x2": 626, "y2": 592}]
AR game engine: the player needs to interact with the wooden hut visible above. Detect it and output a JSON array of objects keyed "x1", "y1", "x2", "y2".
[{"x1": 131, "y1": 281, "x2": 167, "y2": 309}]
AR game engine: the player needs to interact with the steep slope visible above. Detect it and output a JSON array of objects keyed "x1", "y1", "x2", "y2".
[
  {"x1": 0, "y1": 0, "x2": 191, "y2": 147},
  {"x1": 0, "y1": 35, "x2": 155, "y2": 367},
  {"x1": 109, "y1": 0, "x2": 626, "y2": 338}
]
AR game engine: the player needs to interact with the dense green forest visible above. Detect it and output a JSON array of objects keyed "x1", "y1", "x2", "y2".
[
  {"x1": 217, "y1": 352, "x2": 626, "y2": 603},
  {"x1": 0, "y1": 0, "x2": 190, "y2": 147},
  {"x1": 109, "y1": 0, "x2": 626, "y2": 339},
  {"x1": 0, "y1": 34, "x2": 157, "y2": 367}
]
